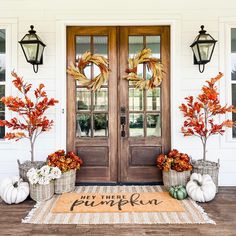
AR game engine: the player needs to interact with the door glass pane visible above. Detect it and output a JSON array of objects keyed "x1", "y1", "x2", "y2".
[
  {"x1": 94, "y1": 36, "x2": 108, "y2": 57},
  {"x1": 75, "y1": 36, "x2": 91, "y2": 84},
  {"x1": 232, "y1": 84, "x2": 236, "y2": 138},
  {"x1": 94, "y1": 88, "x2": 108, "y2": 111},
  {"x1": 76, "y1": 114, "x2": 91, "y2": 137},
  {"x1": 146, "y1": 36, "x2": 160, "y2": 58},
  {"x1": 129, "y1": 113, "x2": 144, "y2": 137},
  {"x1": 129, "y1": 36, "x2": 143, "y2": 57},
  {"x1": 76, "y1": 88, "x2": 91, "y2": 111},
  {"x1": 129, "y1": 88, "x2": 143, "y2": 111},
  {"x1": 0, "y1": 85, "x2": 5, "y2": 111},
  {"x1": 94, "y1": 114, "x2": 108, "y2": 137},
  {"x1": 231, "y1": 29, "x2": 236, "y2": 80},
  {"x1": 146, "y1": 88, "x2": 161, "y2": 111},
  {"x1": 76, "y1": 36, "x2": 90, "y2": 58},
  {"x1": 0, "y1": 112, "x2": 4, "y2": 138},
  {"x1": 147, "y1": 114, "x2": 161, "y2": 137},
  {"x1": 0, "y1": 29, "x2": 6, "y2": 82}
]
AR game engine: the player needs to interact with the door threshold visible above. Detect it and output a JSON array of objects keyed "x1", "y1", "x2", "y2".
[{"x1": 76, "y1": 182, "x2": 163, "y2": 186}]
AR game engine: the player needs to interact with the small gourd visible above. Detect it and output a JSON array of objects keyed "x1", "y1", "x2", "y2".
[
  {"x1": 0, "y1": 176, "x2": 29, "y2": 204},
  {"x1": 169, "y1": 185, "x2": 188, "y2": 200},
  {"x1": 186, "y1": 173, "x2": 216, "y2": 202}
]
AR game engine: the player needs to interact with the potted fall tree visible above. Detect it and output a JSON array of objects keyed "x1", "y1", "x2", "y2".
[
  {"x1": 179, "y1": 72, "x2": 236, "y2": 191},
  {"x1": 0, "y1": 72, "x2": 58, "y2": 181}
]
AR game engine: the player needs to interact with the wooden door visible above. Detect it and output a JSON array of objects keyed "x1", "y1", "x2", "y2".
[
  {"x1": 67, "y1": 26, "x2": 170, "y2": 183},
  {"x1": 119, "y1": 26, "x2": 171, "y2": 183},
  {"x1": 67, "y1": 26, "x2": 118, "y2": 183}
]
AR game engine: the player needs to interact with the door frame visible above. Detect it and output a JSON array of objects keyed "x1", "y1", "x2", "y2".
[{"x1": 55, "y1": 18, "x2": 181, "y2": 155}]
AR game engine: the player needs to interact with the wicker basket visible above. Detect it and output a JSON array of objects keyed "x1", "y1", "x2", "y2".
[
  {"x1": 30, "y1": 182, "x2": 54, "y2": 202},
  {"x1": 18, "y1": 159, "x2": 45, "y2": 182},
  {"x1": 163, "y1": 169, "x2": 191, "y2": 190},
  {"x1": 192, "y1": 159, "x2": 219, "y2": 192},
  {"x1": 55, "y1": 169, "x2": 76, "y2": 194}
]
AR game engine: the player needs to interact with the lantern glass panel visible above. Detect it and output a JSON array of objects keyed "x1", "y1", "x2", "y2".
[
  {"x1": 22, "y1": 43, "x2": 38, "y2": 62},
  {"x1": 192, "y1": 44, "x2": 200, "y2": 62},
  {"x1": 23, "y1": 34, "x2": 38, "y2": 41},
  {"x1": 37, "y1": 44, "x2": 44, "y2": 63},
  {"x1": 198, "y1": 34, "x2": 212, "y2": 41},
  {"x1": 199, "y1": 43, "x2": 214, "y2": 61}
]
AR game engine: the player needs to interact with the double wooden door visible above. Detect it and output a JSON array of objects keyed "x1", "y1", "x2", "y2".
[{"x1": 67, "y1": 26, "x2": 170, "y2": 183}]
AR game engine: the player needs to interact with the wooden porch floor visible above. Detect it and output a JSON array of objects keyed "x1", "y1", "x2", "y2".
[{"x1": 0, "y1": 187, "x2": 235, "y2": 236}]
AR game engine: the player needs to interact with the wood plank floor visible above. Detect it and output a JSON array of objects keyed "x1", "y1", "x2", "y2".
[{"x1": 0, "y1": 187, "x2": 235, "y2": 236}]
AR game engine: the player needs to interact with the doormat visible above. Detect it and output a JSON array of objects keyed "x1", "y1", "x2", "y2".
[
  {"x1": 22, "y1": 185, "x2": 215, "y2": 224},
  {"x1": 51, "y1": 192, "x2": 184, "y2": 213}
]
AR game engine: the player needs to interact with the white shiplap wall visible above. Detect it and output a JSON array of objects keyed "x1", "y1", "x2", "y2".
[{"x1": 0, "y1": 0, "x2": 235, "y2": 185}]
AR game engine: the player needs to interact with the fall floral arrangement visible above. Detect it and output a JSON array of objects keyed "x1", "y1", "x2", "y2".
[
  {"x1": 157, "y1": 149, "x2": 193, "y2": 172},
  {"x1": 27, "y1": 165, "x2": 61, "y2": 185},
  {"x1": 47, "y1": 150, "x2": 83, "y2": 173}
]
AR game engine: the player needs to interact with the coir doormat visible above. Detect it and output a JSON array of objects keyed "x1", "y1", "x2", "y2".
[
  {"x1": 51, "y1": 192, "x2": 184, "y2": 213},
  {"x1": 22, "y1": 185, "x2": 215, "y2": 224}
]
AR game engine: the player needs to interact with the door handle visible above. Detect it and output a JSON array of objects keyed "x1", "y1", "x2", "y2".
[
  {"x1": 120, "y1": 107, "x2": 126, "y2": 137},
  {"x1": 120, "y1": 116, "x2": 126, "y2": 137}
]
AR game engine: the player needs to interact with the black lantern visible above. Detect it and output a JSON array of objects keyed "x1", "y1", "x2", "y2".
[
  {"x1": 19, "y1": 25, "x2": 46, "y2": 73},
  {"x1": 190, "y1": 25, "x2": 217, "y2": 73}
]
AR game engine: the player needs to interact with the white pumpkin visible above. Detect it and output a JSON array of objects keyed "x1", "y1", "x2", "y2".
[
  {"x1": 0, "y1": 176, "x2": 29, "y2": 204},
  {"x1": 186, "y1": 173, "x2": 216, "y2": 202}
]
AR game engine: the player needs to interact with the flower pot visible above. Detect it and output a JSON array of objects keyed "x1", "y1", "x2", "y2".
[
  {"x1": 162, "y1": 169, "x2": 191, "y2": 190},
  {"x1": 55, "y1": 169, "x2": 76, "y2": 194},
  {"x1": 18, "y1": 159, "x2": 45, "y2": 182},
  {"x1": 192, "y1": 159, "x2": 219, "y2": 192},
  {"x1": 29, "y1": 182, "x2": 54, "y2": 202}
]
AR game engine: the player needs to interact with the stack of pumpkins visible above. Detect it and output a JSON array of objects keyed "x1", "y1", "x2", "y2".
[{"x1": 169, "y1": 173, "x2": 217, "y2": 202}]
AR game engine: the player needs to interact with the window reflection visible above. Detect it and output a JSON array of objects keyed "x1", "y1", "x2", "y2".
[
  {"x1": 76, "y1": 114, "x2": 91, "y2": 137},
  {"x1": 147, "y1": 114, "x2": 161, "y2": 137},
  {"x1": 129, "y1": 113, "x2": 144, "y2": 137}
]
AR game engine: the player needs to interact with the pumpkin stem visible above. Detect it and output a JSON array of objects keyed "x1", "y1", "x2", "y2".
[
  {"x1": 193, "y1": 179, "x2": 202, "y2": 186},
  {"x1": 13, "y1": 181, "x2": 18, "y2": 188}
]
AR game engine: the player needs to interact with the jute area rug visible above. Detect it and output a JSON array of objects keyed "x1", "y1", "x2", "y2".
[{"x1": 22, "y1": 185, "x2": 215, "y2": 224}]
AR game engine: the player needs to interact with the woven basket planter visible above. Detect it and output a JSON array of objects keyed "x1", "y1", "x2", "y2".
[
  {"x1": 192, "y1": 159, "x2": 219, "y2": 192},
  {"x1": 163, "y1": 169, "x2": 191, "y2": 190},
  {"x1": 17, "y1": 160, "x2": 45, "y2": 182},
  {"x1": 55, "y1": 169, "x2": 76, "y2": 194},
  {"x1": 30, "y1": 182, "x2": 54, "y2": 202}
]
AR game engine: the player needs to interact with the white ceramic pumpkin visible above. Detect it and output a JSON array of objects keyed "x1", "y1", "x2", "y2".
[
  {"x1": 186, "y1": 173, "x2": 216, "y2": 202},
  {"x1": 0, "y1": 176, "x2": 29, "y2": 204}
]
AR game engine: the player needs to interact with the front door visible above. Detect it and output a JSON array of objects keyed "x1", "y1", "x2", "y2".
[{"x1": 67, "y1": 26, "x2": 170, "y2": 183}]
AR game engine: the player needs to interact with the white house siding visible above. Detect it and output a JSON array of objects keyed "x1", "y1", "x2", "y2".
[{"x1": 0, "y1": 0, "x2": 235, "y2": 185}]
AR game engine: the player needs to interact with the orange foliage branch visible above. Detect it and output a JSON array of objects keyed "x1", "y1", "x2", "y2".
[
  {"x1": 179, "y1": 73, "x2": 236, "y2": 161},
  {"x1": 0, "y1": 72, "x2": 58, "y2": 161}
]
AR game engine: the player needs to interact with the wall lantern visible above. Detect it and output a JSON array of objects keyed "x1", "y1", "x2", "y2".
[
  {"x1": 19, "y1": 25, "x2": 46, "y2": 73},
  {"x1": 190, "y1": 25, "x2": 217, "y2": 73}
]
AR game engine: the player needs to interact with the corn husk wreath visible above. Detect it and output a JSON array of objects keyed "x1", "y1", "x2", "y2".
[
  {"x1": 67, "y1": 51, "x2": 109, "y2": 91},
  {"x1": 123, "y1": 48, "x2": 164, "y2": 90}
]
